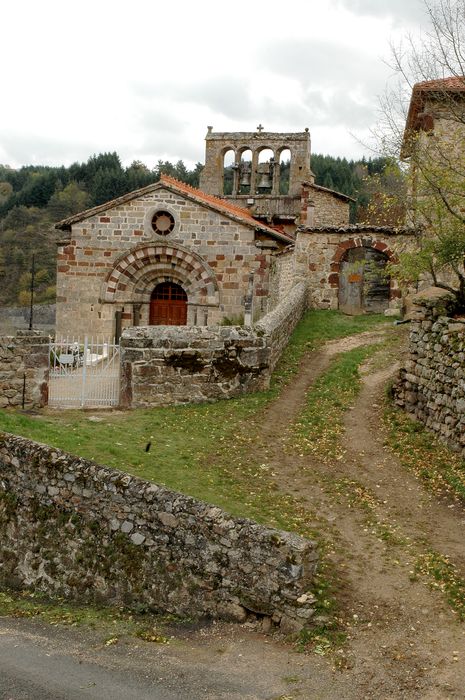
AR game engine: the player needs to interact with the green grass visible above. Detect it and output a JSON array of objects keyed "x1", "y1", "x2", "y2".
[
  {"x1": 292, "y1": 344, "x2": 382, "y2": 461},
  {"x1": 414, "y1": 550, "x2": 465, "y2": 620},
  {"x1": 0, "y1": 310, "x2": 390, "y2": 524},
  {"x1": 0, "y1": 589, "x2": 171, "y2": 642},
  {"x1": 272, "y1": 310, "x2": 390, "y2": 389},
  {"x1": 0, "y1": 398, "x2": 269, "y2": 518},
  {"x1": 384, "y1": 403, "x2": 465, "y2": 504}
]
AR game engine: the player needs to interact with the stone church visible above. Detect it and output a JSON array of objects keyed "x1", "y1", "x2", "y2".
[{"x1": 55, "y1": 128, "x2": 411, "y2": 340}]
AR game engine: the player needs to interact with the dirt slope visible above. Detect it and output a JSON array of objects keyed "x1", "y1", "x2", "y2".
[{"x1": 247, "y1": 328, "x2": 465, "y2": 699}]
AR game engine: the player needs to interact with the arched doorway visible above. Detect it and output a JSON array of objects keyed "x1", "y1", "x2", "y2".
[
  {"x1": 150, "y1": 282, "x2": 188, "y2": 325},
  {"x1": 339, "y1": 247, "x2": 390, "y2": 314}
]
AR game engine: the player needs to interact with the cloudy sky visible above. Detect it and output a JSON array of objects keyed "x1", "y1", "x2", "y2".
[{"x1": 1, "y1": 0, "x2": 428, "y2": 169}]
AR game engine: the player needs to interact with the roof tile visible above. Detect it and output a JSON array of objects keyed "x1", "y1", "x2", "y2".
[{"x1": 402, "y1": 76, "x2": 465, "y2": 156}]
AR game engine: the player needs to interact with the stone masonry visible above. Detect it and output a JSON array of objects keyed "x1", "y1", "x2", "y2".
[
  {"x1": 0, "y1": 331, "x2": 49, "y2": 409},
  {"x1": 394, "y1": 292, "x2": 465, "y2": 456},
  {"x1": 120, "y1": 282, "x2": 307, "y2": 408},
  {"x1": 295, "y1": 225, "x2": 417, "y2": 309},
  {"x1": 199, "y1": 128, "x2": 352, "y2": 232},
  {"x1": 55, "y1": 176, "x2": 291, "y2": 339},
  {"x1": 0, "y1": 433, "x2": 318, "y2": 631}
]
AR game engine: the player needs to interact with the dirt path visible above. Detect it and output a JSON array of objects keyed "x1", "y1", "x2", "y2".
[{"x1": 247, "y1": 328, "x2": 465, "y2": 699}]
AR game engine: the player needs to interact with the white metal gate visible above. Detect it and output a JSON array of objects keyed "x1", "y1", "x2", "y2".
[{"x1": 49, "y1": 336, "x2": 120, "y2": 408}]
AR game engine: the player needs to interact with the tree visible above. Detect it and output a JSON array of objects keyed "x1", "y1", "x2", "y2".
[
  {"x1": 375, "y1": 0, "x2": 465, "y2": 309},
  {"x1": 47, "y1": 181, "x2": 90, "y2": 220},
  {"x1": 0, "y1": 181, "x2": 13, "y2": 205},
  {"x1": 357, "y1": 160, "x2": 406, "y2": 227}
]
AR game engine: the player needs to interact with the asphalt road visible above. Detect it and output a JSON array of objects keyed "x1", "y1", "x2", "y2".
[
  {"x1": 0, "y1": 628, "x2": 181, "y2": 700},
  {"x1": 0, "y1": 616, "x2": 299, "y2": 700}
]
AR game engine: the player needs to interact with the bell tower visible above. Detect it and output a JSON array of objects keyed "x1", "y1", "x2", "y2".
[{"x1": 199, "y1": 127, "x2": 314, "y2": 232}]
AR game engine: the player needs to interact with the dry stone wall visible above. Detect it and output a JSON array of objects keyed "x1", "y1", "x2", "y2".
[
  {"x1": 0, "y1": 433, "x2": 318, "y2": 631},
  {"x1": 0, "y1": 332, "x2": 49, "y2": 409},
  {"x1": 394, "y1": 296, "x2": 465, "y2": 455},
  {"x1": 120, "y1": 282, "x2": 307, "y2": 408}
]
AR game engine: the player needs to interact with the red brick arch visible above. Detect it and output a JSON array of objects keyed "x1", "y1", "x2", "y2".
[
  {"x1": 328, "y1": 237, "x2": 400, "y2": 299},
  {"x1": 101, "y1": 242, "x2": 219, "y2": 306}
]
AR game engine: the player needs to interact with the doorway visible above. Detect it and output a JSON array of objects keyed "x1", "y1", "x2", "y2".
[
  {"x1": 338, "y1": 247, "x2": 390, "y2": 314},
  {"x1": 150, "y1": 282, "x2": 188, "y2": 325}
]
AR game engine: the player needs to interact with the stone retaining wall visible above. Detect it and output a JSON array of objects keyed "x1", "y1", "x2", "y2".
[
  {"x1": 256, "y1": 281, "x2": 307, "y2": 372},
  {"x1": 0, "y1": 332, "x2": 49, "y2": 409},
  {"x1": 0, "y1": 433, "x2": 318, "y2": 631},
  {"x1": 0, "y1": 304, "x2": 56, "y2": 335},
  {"x1": 121, "y1": 282, "x2": 308, "y2": 408},
  {"x1": 394, "y1": 296, "x2": 465, "y2": 455}
]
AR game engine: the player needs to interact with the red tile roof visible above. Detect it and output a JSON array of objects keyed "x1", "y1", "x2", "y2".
[
  {"x1": 402, "y1": 76, "x2": 465, "y2": 156},
  {"x1": 159, "y1": 174, "x2": 293, "y2": 242},
  {"x1": 413, "y1": 77, "x2": 465, "y2": 91},
  {"x1": 159, "y1": 174, "x2": 255, "y2": 221}
]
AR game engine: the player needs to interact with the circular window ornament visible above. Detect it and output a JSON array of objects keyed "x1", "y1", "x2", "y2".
[{"x1": 151, "y1": 210, "x2": 175, "y2": 236}]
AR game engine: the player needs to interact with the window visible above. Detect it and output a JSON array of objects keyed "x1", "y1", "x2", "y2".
[{"x1": 151, "y1": 210, "x2": 175, "y2": 235}]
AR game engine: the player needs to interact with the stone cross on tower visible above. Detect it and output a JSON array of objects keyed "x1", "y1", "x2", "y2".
[{"x1": 256, "y1": 124, "x2": 264, "y2": 133}]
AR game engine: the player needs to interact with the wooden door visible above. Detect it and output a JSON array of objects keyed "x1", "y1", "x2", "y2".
[
  {"x1": 338, "y1": 248, "x2": 389, "y2": 315},
  {"x1": 339, "y1": 249, "x2": 364, "y2": 315},
  {"x1": 150, "y1": 282, "x2": 187, "y2": 325}
]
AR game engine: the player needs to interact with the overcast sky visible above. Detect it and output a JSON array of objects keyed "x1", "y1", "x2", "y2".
[{"x1": 1, "y1": 0, "x2": 428, "y2": 170}]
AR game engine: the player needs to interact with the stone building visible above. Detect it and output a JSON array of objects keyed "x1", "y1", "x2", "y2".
[
  {"x1": 55, "y1": 129, "x2": 355, "y2": 339},
  {"x1": 400, "y1": 77, "x2": 465, "y2": 294},
  {"x1": 55, "y1": 174, "x2": 295, "y2": 338},
  {"x1": 54, "y1": 127, "x2": 416, "y2": 340}
]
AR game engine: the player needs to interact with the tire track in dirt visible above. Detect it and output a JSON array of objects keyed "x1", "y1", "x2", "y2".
[{"x1": 245, "y1": 329, "x2": 465, "y2": 699}]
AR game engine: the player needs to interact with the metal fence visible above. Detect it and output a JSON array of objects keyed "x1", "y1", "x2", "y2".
[{"x1": 49, "y1": 336, "x2": 120, "y2": 408}]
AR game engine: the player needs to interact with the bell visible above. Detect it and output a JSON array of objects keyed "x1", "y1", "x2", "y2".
[
  {"x1": 257, "y1": 171, "x2": 272, "y2": 190},
  {"x1": 240, "y1": 167, "x2": 251, "y2": 187}
]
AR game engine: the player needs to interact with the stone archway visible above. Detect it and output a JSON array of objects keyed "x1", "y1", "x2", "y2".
[
  {"x1": 329, "y1": 237, "x2": 400, "y2": 314},
  {"x1": 101, "y1": 242, "x2": 220, "y2": 325}
]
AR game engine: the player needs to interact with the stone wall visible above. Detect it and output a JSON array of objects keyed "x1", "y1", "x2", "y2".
[
  {"x1": 0, "y1": 433, "x2": 318, "y2": 631},
  {"x1": 295, "y1": 226, "x2": 417, "y2": 309},
  {"x1": 394, "y1": 294, "x2": 465, "y2": 456},
  {"x1": 121, "y1": 282, "x2": 307, "y2": 408},
  {"x1": 256, "y1": 282, "x2": 307, "y2": 372},
  {"x1": 267, "y1": 247, "x2": 296, "y2": 311},
  {"x1": 120, "y1": 325, "x2": 270, "y2": 408},
  {"x1": 0, "y1": 304, "x2": 55, "y2": 335},
  {"x1": 0, "y1": 332, "x2": 49, "y2": 409}
]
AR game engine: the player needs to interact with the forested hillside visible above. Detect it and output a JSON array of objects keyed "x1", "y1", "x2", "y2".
[{"x1": 0, "y1": 152, "x2": 401, "y2": 306}]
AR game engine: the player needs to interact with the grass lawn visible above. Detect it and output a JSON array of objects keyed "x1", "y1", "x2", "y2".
[{"x1": 0, "y1": 310, "x2": 390, "y2": 528}]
